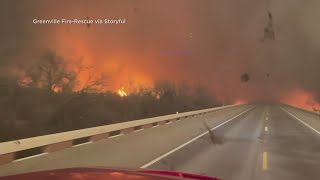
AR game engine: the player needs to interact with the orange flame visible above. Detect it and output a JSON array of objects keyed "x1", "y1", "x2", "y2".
[
  {"x1": 281, "y1": 89, "x2": 320, "y2": 112},
  {"x1": 233, "y1": 99, "x2": 247, "y2": 105},
  {"x1": 117, "y1": 87, "x2": 128, "y2": 97}
]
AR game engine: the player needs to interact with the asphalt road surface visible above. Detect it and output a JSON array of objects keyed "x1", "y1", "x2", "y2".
[
  {"x1": 0, "y1": 105, "x2": 320, "y2": 180},
  {"x1": 147, "y1": 105, "x2": 320, "y2": 180}
]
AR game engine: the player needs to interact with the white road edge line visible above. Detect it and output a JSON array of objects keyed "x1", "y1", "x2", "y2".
[
  {"x1": 73, "y1": 141, "x2": 92, "y2": 147},
  {"x1": 14, "y1": 153, "x2": 48, "y2": 162},
  {"x1": 281, "y1": 107, "x2": 320, "y2": 135},
  {"x1": 140, "y1": 107, "x2": 254, "y2": 168},
  {"x1": 265, "y1": 126, "x2": 268, "y2": 132},
  {"x1": 109, "y1": 134, "x2": 124, "y2": 139}
]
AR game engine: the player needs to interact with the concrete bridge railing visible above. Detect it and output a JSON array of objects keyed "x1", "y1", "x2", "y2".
[{"x1": 0, "y1": 104, "x2": 244, "y2": 165}]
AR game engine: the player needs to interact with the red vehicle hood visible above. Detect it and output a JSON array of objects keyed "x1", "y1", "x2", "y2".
[{"x1": 0, "y1": 168, "x2": 222, "y2": 180}]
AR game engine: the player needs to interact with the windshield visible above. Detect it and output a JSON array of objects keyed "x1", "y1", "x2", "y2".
[{"x1": 0, "y1": 0, "x2": 319, "y2": 180}]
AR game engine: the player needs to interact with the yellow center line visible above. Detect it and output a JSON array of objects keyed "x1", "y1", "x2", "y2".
[{"x1": 262, "y1": 152, "x2": 268, "y2": 170}]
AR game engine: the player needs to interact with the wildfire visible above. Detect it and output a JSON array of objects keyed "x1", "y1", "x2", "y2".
[
  {"x1": 117, "y1": 87, "x2": 128, "y2": 97},
  {"x1": 52, "y1": 86, "x2": 62, "y2": 93},
  {"x1": 233, "y1": 99, "x2": 247, "y2": 105},
  {"x1": 281, "y1": 89, "x2": 320, "y2": 112}
]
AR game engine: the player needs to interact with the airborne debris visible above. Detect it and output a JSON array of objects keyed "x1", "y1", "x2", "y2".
[
  {"x1": 203, "y1": 121, "x2": 224, "y2": 145},
  {"x1": 260, "y1": 11, "x2": 276, "y2": 42},
  {"x1": 240, "y1": 73, "x2": 250, "y2": 83}
]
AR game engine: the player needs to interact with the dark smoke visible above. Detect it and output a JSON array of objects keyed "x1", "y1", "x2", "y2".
[{"x1": 0, "y1": 0, "x2": 319, "y2": 104}]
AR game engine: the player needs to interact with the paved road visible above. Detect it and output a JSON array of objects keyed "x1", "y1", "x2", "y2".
[
  {"x1": 148, "y1": 105, "x2": 320, "y2": 180},
  {"x1": 1, "y1": 105, "x2": 320, "y2": 180},
  {"x1": 0, "y1": 105, "x2": 252, "y2": 176}
]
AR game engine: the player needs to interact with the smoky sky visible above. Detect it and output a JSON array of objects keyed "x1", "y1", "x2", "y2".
[{"x1": 0, "y1": 0, "x2": 319, "y2": 104}]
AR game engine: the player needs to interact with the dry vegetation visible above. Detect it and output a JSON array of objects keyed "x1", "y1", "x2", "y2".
[{"x1": 0, "y1": 51, "x2": 221, "y2": 142}]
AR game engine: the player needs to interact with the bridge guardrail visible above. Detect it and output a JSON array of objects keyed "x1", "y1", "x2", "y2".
[{"x1": 0, "y1": 104, "x2": 245, "y2": 165}]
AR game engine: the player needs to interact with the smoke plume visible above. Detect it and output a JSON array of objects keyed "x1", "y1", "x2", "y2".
[{"x1": 0, "y1": 0, "x2": 319, "y2": 108}]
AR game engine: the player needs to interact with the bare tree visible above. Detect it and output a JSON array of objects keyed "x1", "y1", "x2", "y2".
[
  {"x1": 176, "y1": 81, "x2": 191, "y2": 96},
  {"x1": 20, "y1": 51, "x2": 109, "y2": 129},
  {"x1": 26, "y1": 51, "x2": 76, "y2": 93},
  {"x1": 72, "y1": 60, "x2": 108, "y2": 93},
  {"x1": 153, "y1": 80, "x2": 177, "y2": 101},
  {"x1": 193, "y1": 84, "x2": 215, "y2": 109},
  {"x1": 24, "y1": 51, "x2": 108, "y2": 94}
]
